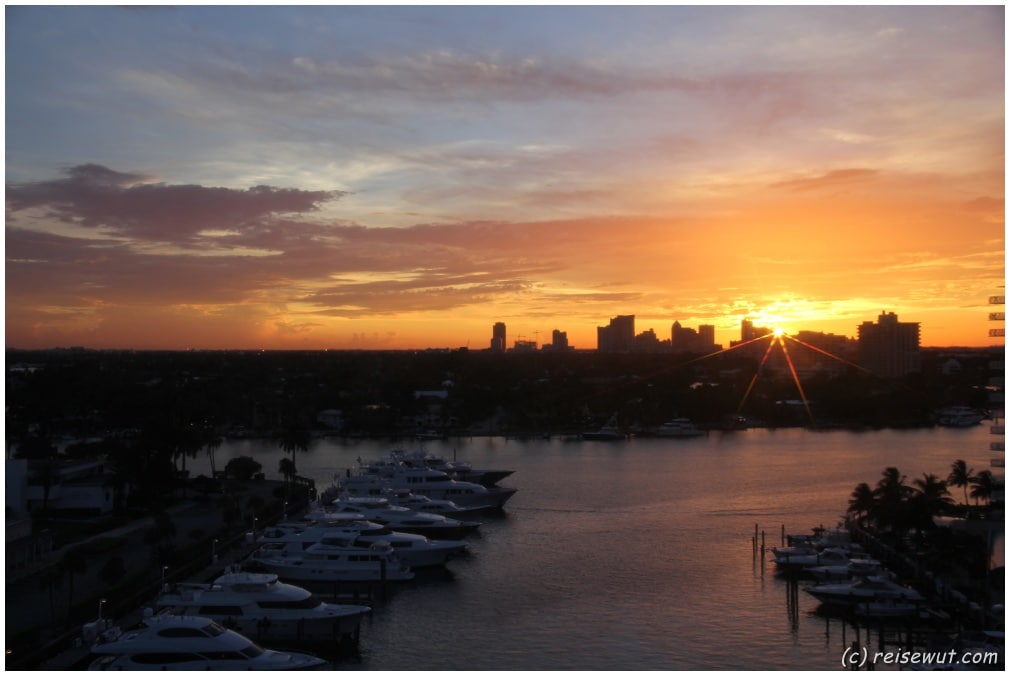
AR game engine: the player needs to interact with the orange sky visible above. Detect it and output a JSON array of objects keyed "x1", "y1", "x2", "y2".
[{"x1": 5, "y1": 6, "x2": 1005, "y2": 350}]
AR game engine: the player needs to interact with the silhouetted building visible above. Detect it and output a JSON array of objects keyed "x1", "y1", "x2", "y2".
[
  {"x1": 672, "y1": 321, "x2": 718, "y2": 353},
  {"x1": 597, "y1": 315, "x2": 635, "y2": 352},
  {"x1": 858, "y1": 311, "x2": 921, "y2": 377},
  {"x1": 633, "y1": 328, "x2": 662, "y2": 352},
  {"x1": 543, "y1": 329, "x2": 572, "y2": 351},
  {"x1": 491, "y1": 322, "x2": 506, "y2": 352},
  {"x1": 741, "y1": 319, "x2": 772, "y2": 342},
  {"x1": 788, "y1": 331, "x2": 857, "y2": 378}
]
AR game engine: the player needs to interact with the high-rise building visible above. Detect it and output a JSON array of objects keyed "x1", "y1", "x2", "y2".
[
  {"x1": 597, "y1": 315, "x2": 635, "y2": 352},
  {"x1": 741, "y1": 319, "x2": 772, "y2": 342},
  {"x1": 491, "y1": 322, "x2": 506, "y2": 352},
  {"x1": 549, "y1": 329, "x2": 570, "y2": 351},
  {"x1": 672, "y1": 321, "x2": 718, "y2": 353},
  {"x1": 857, "y1": 311, "x2": 921, "y2": 377}
]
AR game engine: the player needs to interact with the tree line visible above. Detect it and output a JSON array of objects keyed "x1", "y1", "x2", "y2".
[{"x1": 847, "y1": 459, "x2": 998, "y2": 534}]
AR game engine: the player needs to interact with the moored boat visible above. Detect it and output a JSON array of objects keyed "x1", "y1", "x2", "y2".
[
  {"x1": 248, "y1": 539, "x2": 415, "y2": 584},
  {"x1": 581, "y1": 414, "x2": 627, "y2": 441},
  {"x1": 86, "y1": 613, "x2": 327, "y2": 670},
  {"x1": 251, "y1": 521, "x2": 467, "y2": 568},
  {"x1": 154, "y1": 570, "x2": 370, "y2": 642},
  {"x1": 805, "y1": 575, "x2": 925, "y2": 607},
  {"x1": 649, "y1": 418, "x2": 705, "y2": 438},
  {"x1": 338, "y1": 465, "x2": 517, "y2": 510}
]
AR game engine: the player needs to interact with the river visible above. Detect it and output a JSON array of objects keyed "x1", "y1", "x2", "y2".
[{"x1": 188, "y1": 425, "x2": 1000, "y2": 670}]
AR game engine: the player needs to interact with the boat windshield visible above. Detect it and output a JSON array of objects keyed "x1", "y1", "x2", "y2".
[{"x1": 203, "y1": 621, "x2": 227, "y2": 637}]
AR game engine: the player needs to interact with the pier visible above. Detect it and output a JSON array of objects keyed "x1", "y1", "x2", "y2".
[
  {"x1": 5, "y1": 478, "x2": 322, "y2": 670},
  {"x1": 754, "y1": 516, "x2": 1004, "y2": 665}
]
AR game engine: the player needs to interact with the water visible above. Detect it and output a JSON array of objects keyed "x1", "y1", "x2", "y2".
[{"x1": 190, "y1": 425, "x2": 998, "y2": 670}]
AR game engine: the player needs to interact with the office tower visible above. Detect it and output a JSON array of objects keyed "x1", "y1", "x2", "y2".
[
  {"x1": 597, "y1": 315, "x2": 635, "y2": 352},
  {"x1": 491, "y1": 322, "x2": 506, "y2": 352},
  {"x1": 551, "y1": 329, "x2": 570, "y2": 351},
  {"x1": 672, "y1": 321, "x2": 718, "y2": 353},
  {"x1": 857, "y1": 311, "x2": 921, "y2": 377},
  {"x1": 741, "y1": 319, "x2": 772, "y2": 342}
]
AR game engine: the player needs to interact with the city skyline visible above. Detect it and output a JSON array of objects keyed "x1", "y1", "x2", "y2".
[{"x1": 6, "y1": 6, "x2": 1004, "y2": 351}]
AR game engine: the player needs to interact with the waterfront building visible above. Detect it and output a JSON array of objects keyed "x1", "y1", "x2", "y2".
[{"x1": 857, "y1": 311, "x2": 921, "y2": 377}]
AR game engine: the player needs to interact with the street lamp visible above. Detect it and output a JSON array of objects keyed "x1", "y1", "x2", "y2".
[
  {"x1": 161, "y1": 565, "x2": 168, "y2": 589},
  {"x1": 212, "y1": 538, "x2": 218, "y2": 564}
]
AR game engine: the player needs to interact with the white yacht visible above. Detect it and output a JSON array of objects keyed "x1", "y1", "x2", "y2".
[
  {"x1": 153, "y1": 570, "x2": 371, "y2": 642},
  {"x1": 388, "y1": 448, "x2": 515, "y2": 487},
  {"x1": 382, "y1": 489, "x2": 488, "y2": 520},
  {"x1": 581, "y1": 414, "x2": 627, "y2": 441},
  {"x1": 807, "y1": 557, "x2": 885, "y2": 582},
  {"x1": 339, "y1": 466, "x2": 517, "y2": 510},
  {"x1": 772, "y1": 546, "x2": 852, "y2": 572},
  {"x1": 314, "y1": 496, "x2": 482, "y2": 539},
  {"x1": 650, "y1": 418, "x2": 705, "y2": 438},
  {"x1": 251, "y1": 521, "x2": 467, "y2": 568},
  {"x1": 249, "y1": 539, "x2": 414, "y2": 584},
  {"x1": 935, "y1": 406, "x2": 986, "y2": 427},
  {"x1": 86, "y1": 613, "x2": 327, "y2": 670},
  {"x1": 805, "y1": 576, "x2": 925, "y2": 607}
]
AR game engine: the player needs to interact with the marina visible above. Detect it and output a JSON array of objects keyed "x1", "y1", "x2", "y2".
[{"x1": 11, "y1": 425, "x2": 1003, "y2": 670}]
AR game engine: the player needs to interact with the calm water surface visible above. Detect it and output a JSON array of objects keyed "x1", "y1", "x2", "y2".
[{"x1": 194, "y1": 426, "x2": 997, "y2": 670}]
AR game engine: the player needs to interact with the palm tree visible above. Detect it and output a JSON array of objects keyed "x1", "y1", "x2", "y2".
[
  {"x1": 203, "y1": 431, "x2": 223, "y2": 478},
  {"x1": 61, "y1": 547, "x2": 88, "y2": 623},
  {"x1": 277, "y1": 418, "x2": 310, "y2": 475},
  {"x1": 38, "y1": 563, "x2": 64, "y2": 624},
  {"x1": 969, "y1": 470, "x2": 995, "y2": 506},
  {"x1": 847, "y1": 482, "x2": 876, "y2": 525},
  {"x1": 278, "y1": 457, "x2": 296, "y2": 484},
  {"x1": 909, "y1": 473, "x2": 953, "y2": 531},
  {"x1": 873, "y1": 466, "x2": 912, "y2": 533},
  {"x1": 947, "y1": 459, "x2": 974, "y2": 506}
]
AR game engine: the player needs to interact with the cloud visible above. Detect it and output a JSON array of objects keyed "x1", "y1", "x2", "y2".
[
  {"x1": 771, "y1": 168, "x2": 878, "y2": 192},
  {"x1": 6, "y1": 163, "x2": 345, "y2": 244}
]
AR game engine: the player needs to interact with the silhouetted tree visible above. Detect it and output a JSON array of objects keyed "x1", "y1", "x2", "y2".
[
  {"x1": 873, "y1": 466, "x2": 913, "y2": 533},
  {"x1": 947, "y1": 459, "x2": 975, "y2": 506},
  {"x1": 277, "y1": 418, "x2": 310, "y2": 475},
  {"x1": 847, "y1": 482, "x2": 876, "y2": 525},
  {"x1": 61, "y1": 547, "x2": 88, "y2": 623},
  {"x1": 909, "y1": 473, "x2": 953, "y2": 531},
  {"x1": 203, "y1": 431, "x2": 223, "y2": 478},
  {"x1": 969, "y1": 470, "x2": 995, "y2": 506},
  {"x1": 278, "y1": 457, "x2": 296, "y2": 484},
  {"x1": 39, "y1": 563, "x2": 64, "y2": 624},
  {"x1": 224, "y1": 456, "x2": 262, "y2": 481}
]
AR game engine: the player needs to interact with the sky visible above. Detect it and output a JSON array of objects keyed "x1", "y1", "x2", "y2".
[{"x1": 5, "y1": 4, "x2": 1005, "y2": 351}]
